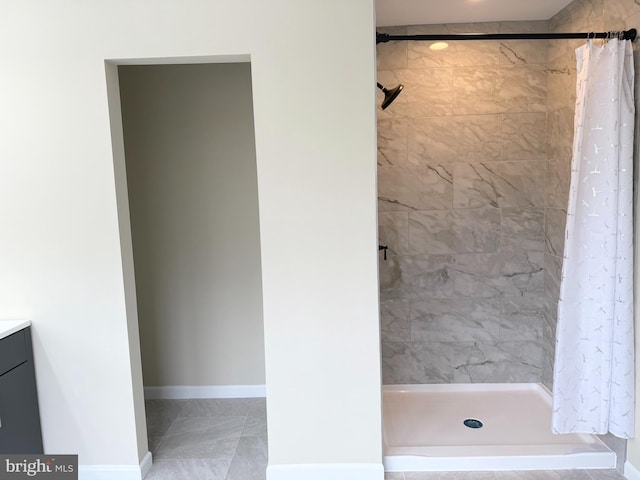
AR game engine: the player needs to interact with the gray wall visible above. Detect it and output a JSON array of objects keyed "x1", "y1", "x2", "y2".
[
  {"x1": 119, "y1": 63, "x2": 265, "y2": 387},
  {"x1": 377, "y1": 21, "x2": 549, "y2": 384}
]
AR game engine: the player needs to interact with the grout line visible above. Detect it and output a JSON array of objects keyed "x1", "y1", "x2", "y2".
[
  {"x1": 225, "y1": 400, "x2": 252, "y2": 479},
  {"x1": 239, "y1": 407, "x2": 250, "y2": 437},
  {"x1": 175, "y1": 398, "x2": 188, "y2": 418},
  {"x1": 163, "y1": 400, "x2": 187, "y2": 436},
  {"x1": 150, "y1": 435, "x2": 167, "y2": 457},
  {"x1": 223, "y1": 418, "x2": 247, "y2": 480}
]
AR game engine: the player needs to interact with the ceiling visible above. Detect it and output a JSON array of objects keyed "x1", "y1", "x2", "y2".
[{"x1": 376, "y1": 0, "x2": 574, "y2": 27}]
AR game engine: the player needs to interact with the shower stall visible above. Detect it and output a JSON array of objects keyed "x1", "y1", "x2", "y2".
[{"x1": 376, "y1": 3, "x2": 635, "y2": 472}]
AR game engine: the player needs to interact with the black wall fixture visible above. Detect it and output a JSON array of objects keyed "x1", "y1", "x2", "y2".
[{"x1": 376, "y1": 82, "x2": 404, "y2": 110}]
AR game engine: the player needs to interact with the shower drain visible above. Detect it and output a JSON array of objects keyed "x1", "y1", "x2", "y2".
[{"x1": 463, "y1": 418, "x2": 483, "y2": 429}]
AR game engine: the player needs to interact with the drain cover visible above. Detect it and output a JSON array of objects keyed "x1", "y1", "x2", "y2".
[{"x1": 463, "y1": 418, "x2": 483, "y2": 429}]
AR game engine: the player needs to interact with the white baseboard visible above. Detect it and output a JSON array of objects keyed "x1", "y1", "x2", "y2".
[
  {"x1": 79, "y1": 452, "x2": 152, "y2": 480},
  {"x1": 140, "y1": 452, "x2": 152, "y2": 478},
  {"x1": 144, "y1": 384, "x2": 266, "y2": 399},
  {"x1": 625, "y1": 460, "x2": 640, "y2": 480},
  {"x1": 266, "y1": 463, "x2": 384, "y2": 480}
]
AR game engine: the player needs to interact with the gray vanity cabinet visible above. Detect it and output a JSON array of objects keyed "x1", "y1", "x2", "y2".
[{"x1": 0, "y1": 327, "x2": 43, "y2": 453}]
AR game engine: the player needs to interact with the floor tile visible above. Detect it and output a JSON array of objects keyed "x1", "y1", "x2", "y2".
[
  {"x1": 154, "y1": 435, "x2": 239, "y2": 461},
  {"x1": 148, "y1": 436, "x2": 163, "y2": 453},
  {"x1": 242, "y1": 415, "x2": 267, "y2": 437},
  {"x1": 248, "y1": 398, "x2": 266, "y2": 417},
  {"x1": 154, "y1": 417, "x2": 244, "y2": 460},
  {"x1": 165, "y1": 416, "x2": 246, "y2": 440},
  {"x1": 405, "y1": 472, "x2": 497, "y2": 480},
  {"x1": 179, "y1": 398, "x2": 253, "y2": 417},
  {"x1": 145, "y1": 459, "x2": 229, "y2": 480},
  {"x1": 225, "y1": 436, "x2": 268, "y2": 480},
  {"x1": 494, "y1": 471, "x2": 591, "y2": 480},
  {"x1": 386, "y1": 474, "x2": 406, "y2": 480},
  {"x1": 585, "y1": 471, "x2": 626, "y2": 480},
  {"x1": 145, "y1": 399, "x2": 185, "y2": 437}
]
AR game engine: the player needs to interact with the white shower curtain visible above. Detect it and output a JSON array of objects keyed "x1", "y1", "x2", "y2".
[{"x1": 552, "y1": 39, "x2": 635, "y2": 439}]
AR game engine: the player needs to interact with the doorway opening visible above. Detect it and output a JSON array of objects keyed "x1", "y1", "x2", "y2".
[{"x1": 109, "y1": 59, "x2": 267, "y2": 478}]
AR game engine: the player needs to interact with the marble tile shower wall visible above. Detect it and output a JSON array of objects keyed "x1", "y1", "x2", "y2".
[{"x1": 377, "y1": 21, "x2": 550, "y2": 385}]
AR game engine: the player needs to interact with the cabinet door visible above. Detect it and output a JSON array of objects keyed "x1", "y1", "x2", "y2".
[{"x1": 0, "y1": 362, "x2": 43, "y2": 453}]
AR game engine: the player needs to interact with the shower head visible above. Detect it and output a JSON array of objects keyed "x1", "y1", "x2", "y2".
[{"x1": 377, "y1": 82, "x2": 404, "y2": 110}]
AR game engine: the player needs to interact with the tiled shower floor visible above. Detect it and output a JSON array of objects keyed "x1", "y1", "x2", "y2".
[
  {"x1": 144, "y1": 398, "x2": 267, "y2": 480},
  {"x1": 143, "y1": 398, "x2": 624, "y2": 480}
]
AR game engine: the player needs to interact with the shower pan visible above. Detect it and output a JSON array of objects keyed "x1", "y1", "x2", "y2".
[{"x1": 383, "y1": 383, "x2": 616, "y2": 472}]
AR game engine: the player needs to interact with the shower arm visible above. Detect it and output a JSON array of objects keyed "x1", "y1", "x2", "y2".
[{"x1": 376, "y1": 29, "x2": 638, "y2": 44}]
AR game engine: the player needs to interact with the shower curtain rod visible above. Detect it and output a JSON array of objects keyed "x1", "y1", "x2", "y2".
[{"x1": 376, "y1": 29, "x2": 637, "y2": 44}]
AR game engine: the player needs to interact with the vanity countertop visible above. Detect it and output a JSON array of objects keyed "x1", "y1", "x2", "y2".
[{"x1": 0, "y1": 320, "x2": 31, "y2": 341}]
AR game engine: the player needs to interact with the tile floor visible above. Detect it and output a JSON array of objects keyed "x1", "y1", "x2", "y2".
[
  {"x1": 385, "y1": 470, "x2": 625, "y2": 479},
  {"x1": 144, "y1": 398, "x2": 267, "y2": 480},
  {"x1": 143, "y1": 398, "x2": 625, "y2": 480}
]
